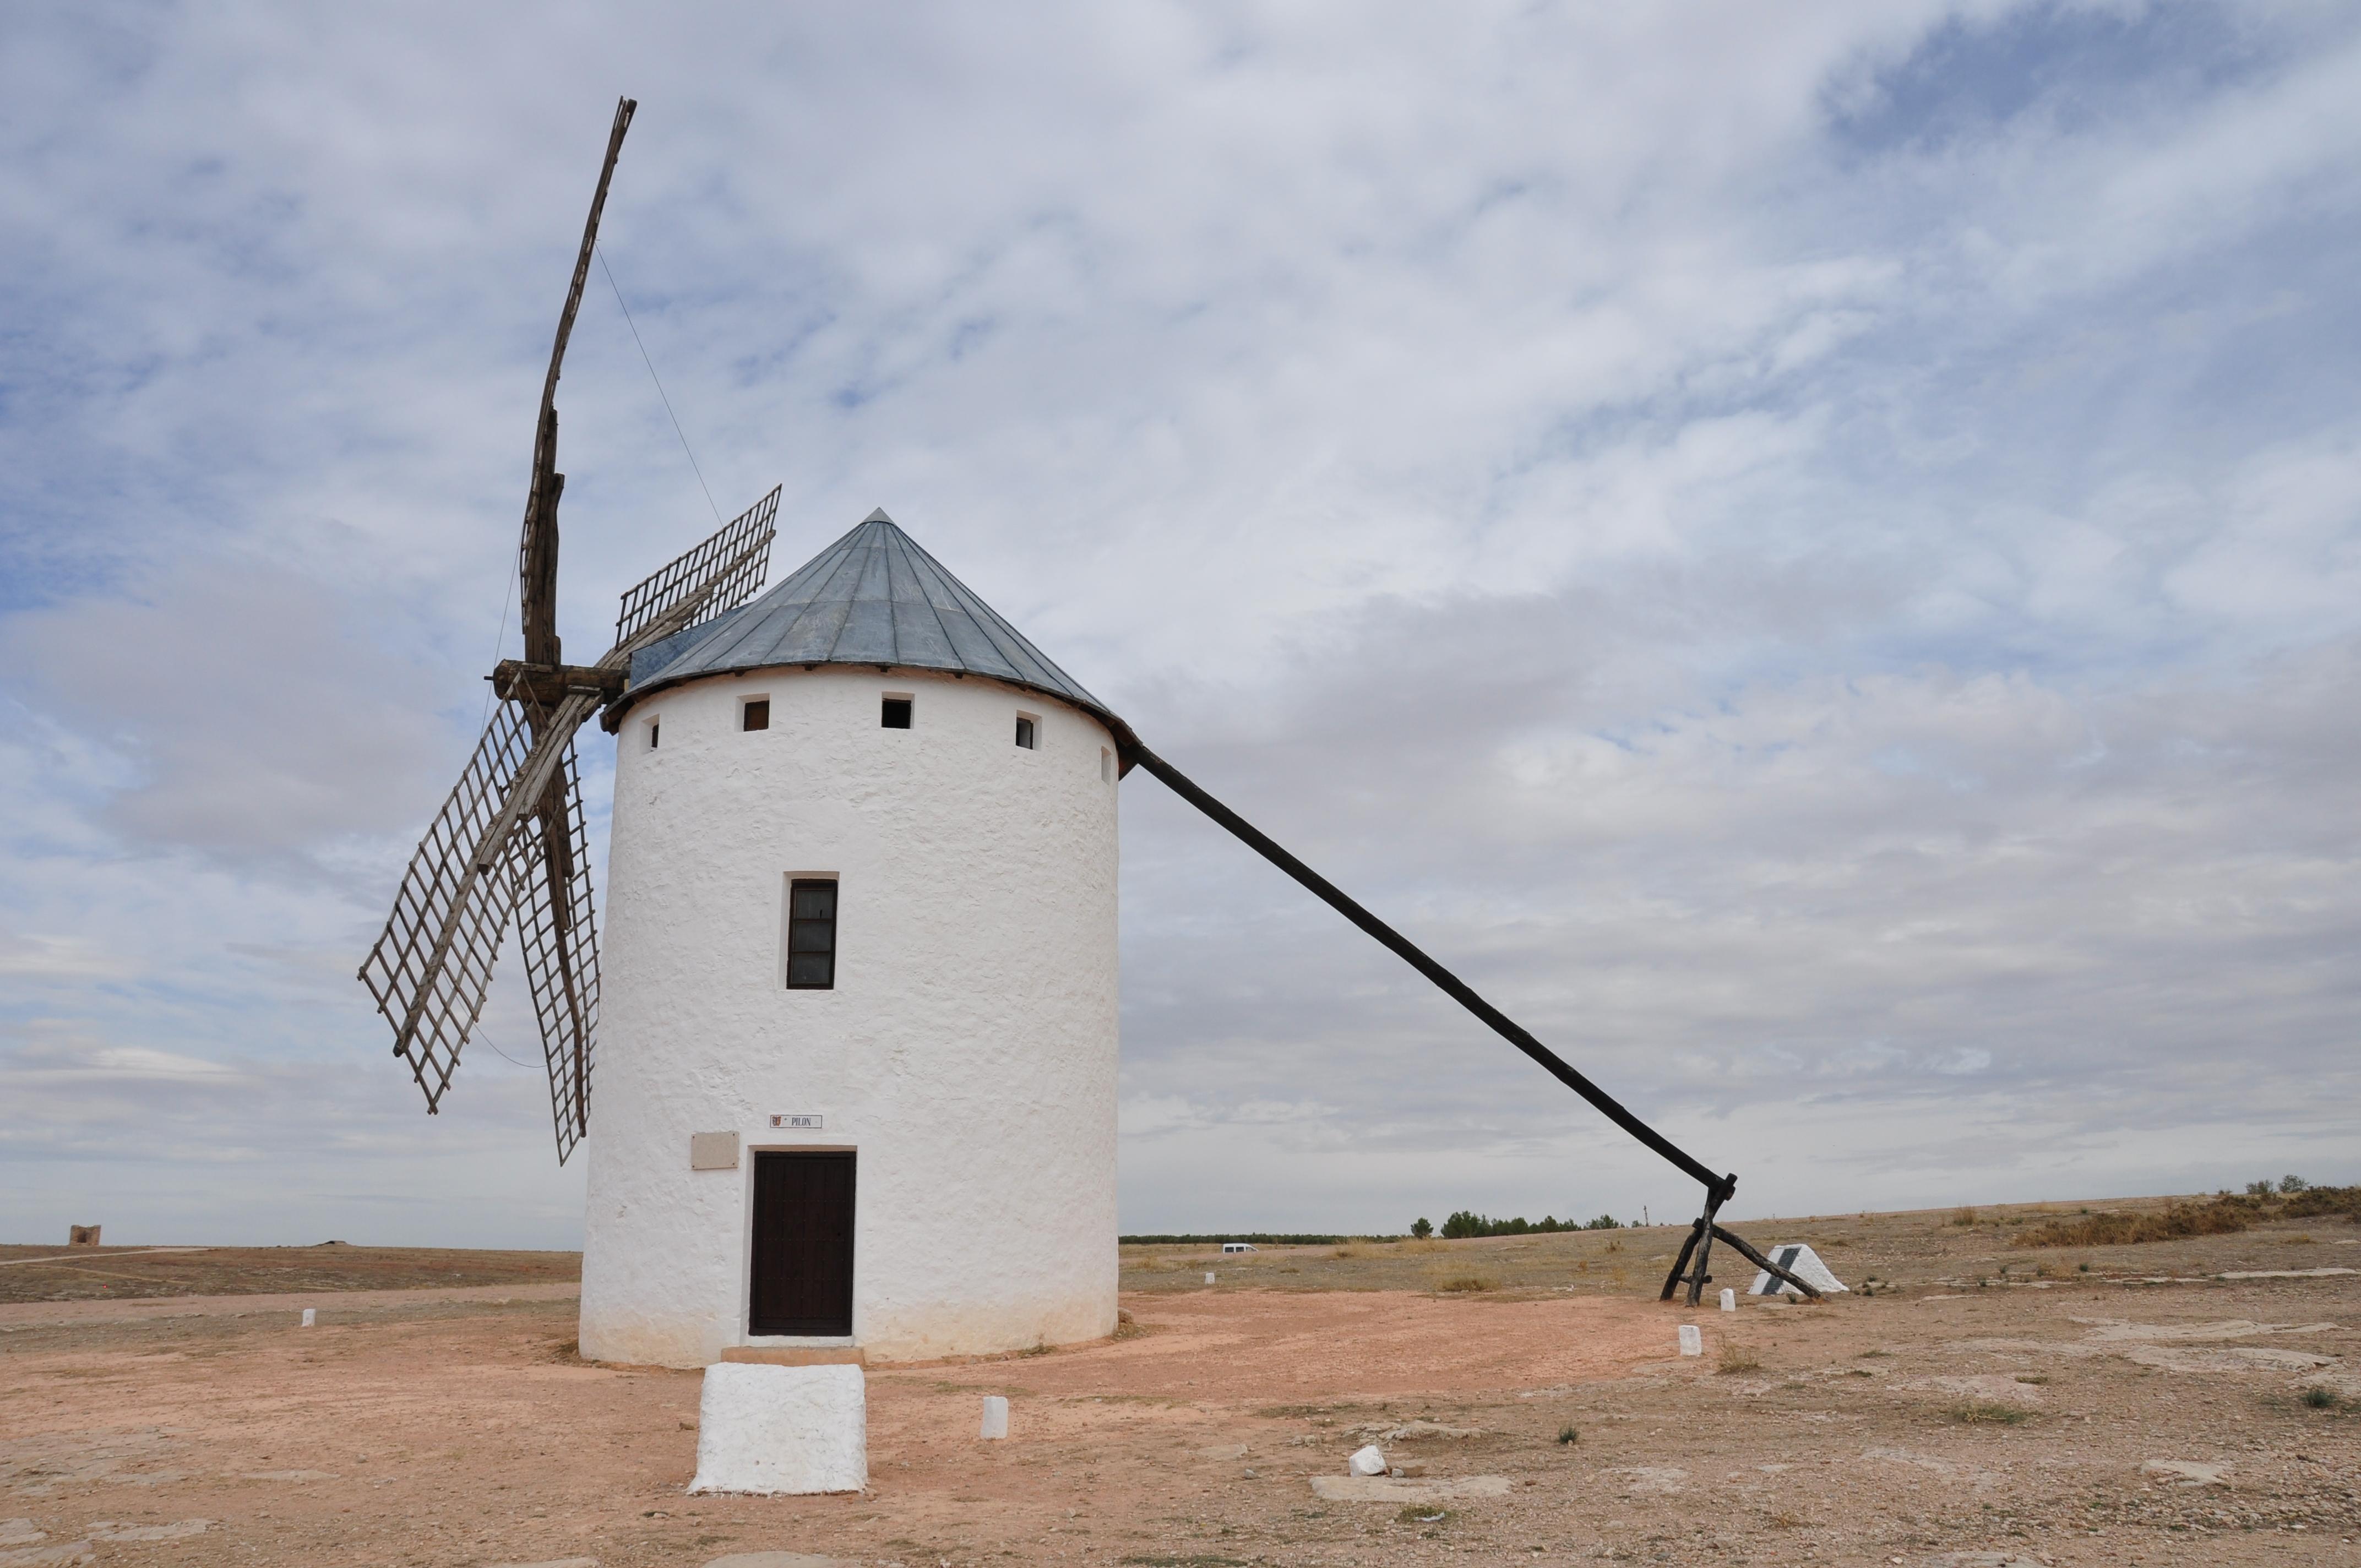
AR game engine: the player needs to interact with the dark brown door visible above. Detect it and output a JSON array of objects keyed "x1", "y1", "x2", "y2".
[{"x1": 748, "y1": 1151, "x2": 856, "y2": 1336}]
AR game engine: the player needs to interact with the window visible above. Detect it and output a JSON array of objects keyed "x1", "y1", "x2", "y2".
[
  {"x1": 742, "y1": 699, "x2": 770, "y2": 732},
  {"x1": 1014, "y1": 714, "x2": 1037, "y2": 749},
  {"x1": 786, "y1": 879, "x2": 838, "y2": 989},
  {"x1": 880, "y1": 695, "x2": 912, "y2": 729},
  {"x1": 648, "y1": 718, "x2": 661, "y2": 750}
]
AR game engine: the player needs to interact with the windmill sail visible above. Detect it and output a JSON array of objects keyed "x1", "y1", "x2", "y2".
[
  {"x1": 508, "y1": 739, "x2": 600, "y2": 1164},
  {"x1": 615, "y1": 484, "x2": 782, "y2": 646},
  {"x1": 359, "y1": 703, "x2": 541, "y2": 1112}
]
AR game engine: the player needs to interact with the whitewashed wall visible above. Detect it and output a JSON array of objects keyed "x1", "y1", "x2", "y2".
[{"x1": 579, "y1": 665, "x2": 1121, "y2": 1367}]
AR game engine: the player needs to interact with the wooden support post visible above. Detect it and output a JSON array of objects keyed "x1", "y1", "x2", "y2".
[
  {"x1": 1658, "y1": 1218, "x2": 1705, "y2": 1303},
  {"x1": 1660, "y1": 1185, "x2": 1735, "y2": 1305}
]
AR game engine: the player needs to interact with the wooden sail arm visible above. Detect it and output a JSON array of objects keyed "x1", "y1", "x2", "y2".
[{"x1": 518, "y1": 96, "x2": 638, "y2": 673}]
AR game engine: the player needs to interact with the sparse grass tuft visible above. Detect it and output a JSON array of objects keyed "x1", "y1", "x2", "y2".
[
  {"x1": 1717, "y1": 1347, "x2": 1763, "y2": 1375},
  {"x1": 1947, "y1": 1400, "x2": 2031, "y2": 1425},
  {"x1": 2300, "y1": 1386, "x2": 2343, "y2": 1411},
  {"x1": 1951, "y1": 1207, "x2": 1979, "y2": 1227},
  {"x1": 2015, "y1": 1374, "x2": 2050, "y2": 1385},
  {"x1": 1556, "y1": 1423, "x2": 1579, "y2": 1445},
  {"x1": 1433, "y1": 1274, "x2": 1498, "y2": 1294}
]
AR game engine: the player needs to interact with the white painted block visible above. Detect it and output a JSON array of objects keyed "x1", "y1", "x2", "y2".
[
  {"x1": 1746, "y1": 1243, "x2": 1849, "y2": 1297},
  {"x1": 1719, "y1": 1288, "x2": 1736, "y2": 1313},
  {"x1": 1678, "y1": 1324, "x2": 1703, "y2": 1357},
  {"x1": 1205, "y1": 1272, "x2": 1216, "y2": 1285},
  {"x1": 1347, "y1": 1444, "x2": 1388, "y2": 1476},
  {"x1": 688, "y1": 1363, "x2": 866, "y2": 1496},
  {"x1": 300, "y1": 1308, "x2": 315, "y2": 1328},
  {"x1": 980, "y1": 1395, "x2": 1009, "y2": 1440}
]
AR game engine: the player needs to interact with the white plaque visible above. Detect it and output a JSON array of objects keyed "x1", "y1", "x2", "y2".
[{"x1": 769, "y1": 1113, "x2": 824, "y2": 1130}]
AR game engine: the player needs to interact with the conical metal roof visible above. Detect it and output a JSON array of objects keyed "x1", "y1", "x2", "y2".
[{"x1": 614, "y1": 509, "x2": 1133, "y2": 749}]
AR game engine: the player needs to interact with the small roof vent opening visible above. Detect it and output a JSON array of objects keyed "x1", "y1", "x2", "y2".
[
  {"x1": 1014, "y1": 715, "x2": 1037, "y2": 750},
  {"x1": 881, "y1": 695, "x2": 913, "y2": 729},
  {"x1": 742, "y1": 699, "x2": 770, "y2": 732}
]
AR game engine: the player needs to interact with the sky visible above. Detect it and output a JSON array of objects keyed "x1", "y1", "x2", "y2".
[{"x1": 3, "y1": 1, "x2": 2357, "y2": 1249}]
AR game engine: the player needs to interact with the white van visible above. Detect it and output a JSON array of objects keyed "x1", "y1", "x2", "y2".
[{"x1": 1221, "y1": 1242, "x2": 1258, "y2": 1254}]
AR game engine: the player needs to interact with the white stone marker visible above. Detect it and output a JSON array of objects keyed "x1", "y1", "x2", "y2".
[
  {"x1": 980, "y1": 1395, "x2": 1009, "y2": 1440},
  {"x1": 1347, "y1": 1444, "x2": 1388, "y2": 1477},
  {"x1": 1678, "y1": 1324, "x2": 1703, "y2": 1357},
  {"x1": 1719, "y1": 1288, "x2": 1736, "y2": 1313},
  {"x1": 688, "y1": 1363, "x2": 867, "y2": 1496},
  {"x1": 1746, "y1": 1243, "x2": 1849, "y2": 1297},
  {"x1": 301, "y1": 1308, "x2": 315, "y2": 1328},
  {"x1": 1205, "y1": 1272, "x2": 1216, "y2": 1285}
]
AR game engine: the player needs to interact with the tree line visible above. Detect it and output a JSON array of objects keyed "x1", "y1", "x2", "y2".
[{"x1": 1412, "y1": 1210, "x2": 1623, "y2": 1239}]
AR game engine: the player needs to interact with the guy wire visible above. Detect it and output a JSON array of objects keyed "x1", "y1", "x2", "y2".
[{"x1": 597, "y1": 243, "x2": 725, "y2": 526}]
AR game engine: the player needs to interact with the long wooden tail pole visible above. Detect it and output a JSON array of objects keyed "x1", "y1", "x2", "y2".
[{"x1": 1128, "y1": 742, "x2": 1737, "y2": 1207}]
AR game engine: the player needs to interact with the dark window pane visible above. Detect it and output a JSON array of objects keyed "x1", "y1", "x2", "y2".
[
  {"x1": 649, "y1": 721, "x2": 660, "y2": 749},
  {"x1": 880, "y1": 696, "x2": 912, "y2": 728},
  {"x1": 786, "y1": 879, "x2": 837, "y2": 989},
  {"x1": 743, "y1": 700, "x2": 770, "y2": 732},
  {"x1": 1015, "y1": 716, "x2": 1036, "y2": 749}
]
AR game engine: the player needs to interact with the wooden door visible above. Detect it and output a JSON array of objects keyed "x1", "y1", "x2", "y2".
[{"x1": 748, "y1": 1151, "x2": 856, "y2": 1336}]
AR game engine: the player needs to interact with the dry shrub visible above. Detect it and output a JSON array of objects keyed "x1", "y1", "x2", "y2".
[
  {"x1": 1947, "y1": 1401, "x2": 2030, "y2": 1425},
  {"x1": 1716, "y1": 1347, "x2": 1763, "y2": 1376},
  {"x1": 1433, "y1": 1274, "x2": 1498, "y2": 1294},
  {"x1": 2279, "y1": 1185, "x2": 2361, "y2": 1221},
  {"x1": 2011, "y1": 1197, "x2": 2249, "y2": 1249},
  {"x1": 1951, "y1": 1207, "x2": 1980, "y2": 1227}
]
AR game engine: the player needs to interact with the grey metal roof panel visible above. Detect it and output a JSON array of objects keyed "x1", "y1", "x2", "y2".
[{"x1": 613, "y1": 509, "x2": 1128, "y2": 741}]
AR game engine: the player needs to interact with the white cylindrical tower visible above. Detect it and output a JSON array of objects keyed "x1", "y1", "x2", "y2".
[{"x1": 579, "y1": 512, "x2": 1126, "y2": 1368}]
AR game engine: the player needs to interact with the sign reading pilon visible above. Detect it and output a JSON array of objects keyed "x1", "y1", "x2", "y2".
[{"x1": 770, "y1": 1113, "x2": 824, "y2": 1131}]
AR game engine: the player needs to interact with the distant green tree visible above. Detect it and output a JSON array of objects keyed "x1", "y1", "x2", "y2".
[
  {"x1": 1583, "y1": 1214, "x2": 1622, "y2": 1230},
  {"x1": 1410, "y1": 1217, "x2": 1433, "y2": 1239},
  {"x1": 2281, "y1": 1174, "x2": 2310, "y2": 1194}
]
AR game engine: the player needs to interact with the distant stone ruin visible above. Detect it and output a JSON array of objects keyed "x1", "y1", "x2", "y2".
[{"x1": 69, "y1": 1224, "x2": 101, "y2": 1246}]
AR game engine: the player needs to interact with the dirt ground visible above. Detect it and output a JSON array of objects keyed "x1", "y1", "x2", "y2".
[
  {"x1": 3, "y1": 1196, "x2": 2356, "y2": 1566},
  {"x1": 0, "y1": 1245, "x2": 579, "y2": 1305}
]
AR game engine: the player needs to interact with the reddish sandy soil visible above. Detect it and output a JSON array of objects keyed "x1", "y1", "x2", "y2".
[{"x1": 3, "y1": 1202, "x2": 2358, "y2": 1566}]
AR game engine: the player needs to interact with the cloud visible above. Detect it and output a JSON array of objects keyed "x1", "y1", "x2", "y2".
[{"x1": 2, "y1": 1, "x2": 2358, "y2": 1244}]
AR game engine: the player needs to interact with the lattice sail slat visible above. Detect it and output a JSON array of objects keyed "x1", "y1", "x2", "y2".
[
  {"x1": 508, "y1": 741, "x2": 601, "y2": 1166},
  {"x1": 358, "y1": 704, "x2": 537, "y2": 1113},
  {"x1": 614, "y1": 485, "x2": 782, "y2": 647}
]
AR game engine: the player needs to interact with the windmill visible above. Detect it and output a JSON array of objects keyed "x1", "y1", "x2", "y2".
[
  {"x1": 361, "y1": 102, "x2": 1816, "y2": 1362},
  {"x1": 356, "y1": 99, "x2": 783, "y2": 1166}
]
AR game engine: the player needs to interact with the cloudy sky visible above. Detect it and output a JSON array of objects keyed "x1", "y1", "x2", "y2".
[{"x1": 4, "y1": 2, "x2": 2356, "y2": 1249}]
